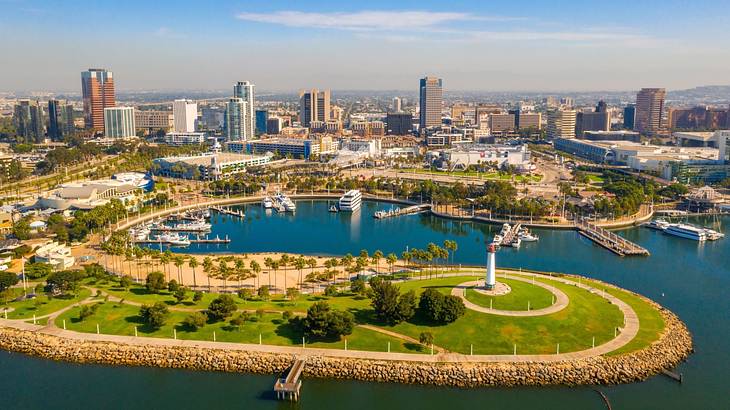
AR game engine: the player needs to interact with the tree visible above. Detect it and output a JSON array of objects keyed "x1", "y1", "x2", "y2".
[
  {"x1": 0, "y1": 271, "x2": 19, "y2": 291},
  {"x1": 12, "y1": 218, "x2": 31, "y2": 240},
  {"x1": 257, "y1": 285, "x2": 270, "y2": 300},
  {"x1": 193, "y1": 291, "x2": 203, "y2": 302},
  {"x1": 350, "y1": 278, "x2": 366, "y2": 296},
  {"x1": 202, "y1": 256, "x2": 214, "y2": 291},
  {"x1": 397, "y1": 290, "x2": 418, "y2": 322},
  {"x1": 386, "y1": 253, "x2": 397, "y2": 274},
  {"x1": 237, "y1": 287, "x2": 253, "y2": 300},
  {"x1": 439, "y1": 295, "x2": 466, "y2": 323},
  {"x1": 145, "y1": 271, "x2": 166, "y2": 293},
  {"x1": 324, "y1": 284, "x2": 338, "y2": 297},
  {"x1": 167, "y1": 279, "x2": 180, "y2": 292},
  {"x1": 119, "y1": 275, "x2": 133, "y2": 289},
  {"x1": 368, "y1": 277, "x2": 414, "y2": 324},
  {"x1": 139, "y1": 302, "x2": 169, "y2": 329},
  {"x1": 188, "y1": 257, "x2": 199, "y2": 288},
  {"x1": 286, "y1": 287, "x2": 300, "y2": 300},
  {"x1": 372, "y1": 250, "x2": 383, "y2": 274},
  {"x1": 182, "y1": 312, "x2": 207, "y2": 330},
  {"x1": 46, "y1": 270, "x2": 82, "y2": 294},
  {"x1": 419, "y1": 289, "x2": 465, "y2": 323},
  {"x1": 207, "y1": 294, "x2": 237, "y2": 321},
  {"x1": 301, "y1": 301, "x2": 354, "y2": 340},
  {"x1": 25, "y1": 262, "x2": 52, "y2": 279},
  {"x1": 79, "y1": 303, "x2": 101, "y2": 321},
  {"x1": 173, "y1": 287, "x2": 188, "y2": 304},
  {"x1": 419, "y1": 331, "x2": 434, "y2": 347}
]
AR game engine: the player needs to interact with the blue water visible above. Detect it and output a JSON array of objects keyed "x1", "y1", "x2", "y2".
[{"x1": 3, "y1": 200, "x2": 729, "y2": 409}]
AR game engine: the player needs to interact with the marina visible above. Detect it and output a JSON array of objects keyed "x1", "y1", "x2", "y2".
[
  {"x1": 210, "y1": 206, "x2": 245, "y2": 218},
  {"x1": 575, "y1": 219, "x2": 650, "y2": 256}
]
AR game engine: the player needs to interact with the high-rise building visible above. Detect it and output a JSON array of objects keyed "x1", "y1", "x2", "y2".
[
  {"x1": 386, "y1": 113, "x2": 413, "y2": 135},
  {"x1": 135, "y1": 110, "x2": 173, "y2": 131},
  {"x1": 81, "y1": 68, "x2": 115, "y2": 131},
  {"x1": 201, "y1": 105, "x2": 225, "y2": 130},
  {"x1": 488, "y1": 113, "x2": 516, "y2": 133},
  {"x1": 47, "y1": 99, "x2": 72, "y2": 141},
  {"x1": 510, "y1": 111, "x2": 542, "y2": 130},
  {"x1": 13, "y1": 100, "x2": 32, "y2": 140},
  {"x1": 255, "y1": 109, "x2": 268, "y2": 135},
  {"x1": 14, "y1": 100, "x2": 46, "y2": 142},
  {"x1": 623, "y1": 105, "x2": 636, "y2": 130},
  {"x1": 547, "y1": 109, "x2": 577, "y2": 139},
  {"x1": 233, "y1": 81, "x2": 255, "y2": 140},
  {"x1": 172, "y1": 99, "x2": 197, "y2": 133},
  {"x1": 635, "y1": 88, "x2": 666, "y2": 134},
  {"x1": 419, "y1": 76, "x2": 443, "y2": 130},
  {"x1": 225, "y1": 98, "x2": 248, "y2": 141},
  {"x1": 299, "y1": 89, "x2": 331, "y2": 127},
  {"x1": 266, "y1": 117, "x2": 283, "y2": 134},
  {"x1": 576, "y1": 101, "x2": 611, "y2": 136},
  {"x1": 392, "y1": 97, "x2": 402, "y2": 113},
  {"x1": 667, "y1": 106, "x2": 730, "y2": 130},
  {"x1": 103, "y1": 107, "x2": 135, "y2": 138}
]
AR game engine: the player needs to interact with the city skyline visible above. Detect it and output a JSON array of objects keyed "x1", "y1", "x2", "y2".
[{"x1": 1, "y1": 0, "x2": 729, "y2": 92}]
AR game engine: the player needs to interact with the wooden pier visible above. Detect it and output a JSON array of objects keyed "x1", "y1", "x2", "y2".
[
  {"x1": 211, "y1": 206, "x2": 245, "y2": 218},
  {"x1": 274, "y1": 359, "x2": 305, "y2": 401},
  {"x1": 576, "y1": 219, "x2": 650, "y2": 256}
]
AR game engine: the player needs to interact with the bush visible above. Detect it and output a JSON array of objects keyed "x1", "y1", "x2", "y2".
[
  {"x1": 182, "y1": 312, "x2": 207, "y2": 330},
  {"x1": 207, "y1": 295, "x2": 237, "y2": 321},
  {"x1": 439, "y1": 295, "x2": 466, "y2": 323},
  {"x1": 257, "y1": 285, "x2": 270, "y2": 300},
  {"x1": 419, "y1": 331, "x2": 434, "y2": 346},
  {"x1": 301, "y1": 301, "x2": 354, "y2": 340},
  {"x1": 119, "y1": 275, "x2": 133, "y2": 289},
  {"x1": 324, "y1": 285, "x2": 338, "y2": 297},
  {"x1": 193, "y1": 291, "x2": 203, "y2": 302},
  {"x1": 167, "y1": 279, "x2": 180, "y2": 292},
  {"x1": 350, "y1": 278, "x2": 366, "y2": 295},
  {"x1": 45, "y1": 270, "x2": 83, "y2": 294},
  {"x1": 25, "y1": 262, "x2": 52, "y2": 279},
  {"x1": 237, "y1": 288, "x2": 253, "y2": 300},
  {"x1": 368, "y1": 277, "x2": 415, "y2": 324},
  {"x1": 282, "y1": 310, "x2": 293, "y2": 321},
  {"x1": 286, "y1": 287, "x2": 300, "y2": 300},
  {"x1": 145, "y1": 272, "x2": 166, "y2": 293},
  {"x1": 78, "y1": 303, "x2": 101, "y2": 321},
  {"x1": 139, "y1": 302, "x2": 169, "y2": 329},
  {"x1": 173, "y1": 287, "x2": 188, "y2": 304},
  {"x1": 0, "y1": 271, "x2": 19, "y2": 291}
]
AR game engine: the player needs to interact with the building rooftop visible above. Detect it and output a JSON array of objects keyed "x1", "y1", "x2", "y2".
[{"x1": 159, "y1": 152, "x2": 268, "y2": 167}]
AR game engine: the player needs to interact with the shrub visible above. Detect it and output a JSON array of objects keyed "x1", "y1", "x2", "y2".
[
  {"x1": 207, "y1": 295, "x2": 237, "y2": 321},
  {"x1": 419, "y1": 331, "x2": 434, "y2": 346},
  {"x1": 418, "y1": 289, "x2": 465, "y2": 324},
  {"x1": 173, "y1": 287, "x2": 188, "y2": 304},
  {"x1": 167, "y1": 279, "x2": 180, "y2": 292},
  {"x1": 257, "y1": 286, "x2": 270, "y2": 300},
  {"x1": 324, "y1": 285, "x2": 338, "y2": 297},
  {"x1": 301, "y1": 301, "x2": 354, "y2": 340},
  {"x1": 145, "y1": 272, "x2": 166, "y2": 293},
  {"x1": 182, "y1": 312, "x2": 207, "y2": 330},
  {"x1": 237, "y1": 288, "x2": 253, "y2": 300},
  {"x1": 350, "y1": 278, "x2": 366, "y2": 295},
  {"x1": 139, "y1": 302, "x2": 169, "y2": 329},
  {"x1": 193, "y1": 291, "x2": 203, "y2": 302}
]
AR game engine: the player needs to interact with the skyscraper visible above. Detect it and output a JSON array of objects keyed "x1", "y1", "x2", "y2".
[
  {"x1": 81, "y1": 68, "x2": 115, "y2": 131},
  {"x1": 575, "y1": 101, "x2": 610, "y2": 136},
  {"x1": 419, "y1": 76, "x2": 443, "y2": 130},
  {"x1": 103, "y1": 107, "x2": 135, "y2": 138},
  {"x1": 624, "y1": 105, "x2": 636, "y2": 130},
  {"x1": 547, "y1": 109, "x2": 577, "y2": 139},
  {"x1": 635, "y1": 88, "x2": 666, "y2": 135},
  {"x1": 255, "y1": 110, "x2": 268, "y2": 135},
  {"x1": 299, "y1": 89, "x2": 331, "y2": 127},
  {"x1": 392, "y1": 97, "x2": 402, "y2": 113},
  {"x1": 225, "y1": 98, "x2": 248, "y2": 141},
  {"x1": 172, "y1": 99, "x2": 197, "y2": 133},
  {"x1": 48, "y1": 100, "x2": 63, "y2": 140},
  {"x1": 233, "y1": 81, "x2": 255, "y2": 140},
  {"x1": 13, "y1": 100, "x2": 31, "y2": 140}
]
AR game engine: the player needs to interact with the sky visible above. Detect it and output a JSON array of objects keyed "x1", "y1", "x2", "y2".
[{"x1": 1, "y1": 0, "x2": 729, "y2": 93}]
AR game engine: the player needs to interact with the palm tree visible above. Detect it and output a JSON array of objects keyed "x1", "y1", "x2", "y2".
[
  {"x1": 443, "y1": 240, "x2": 458, "y2": 271},
  {"x1": 372, "y1": 250, "x2": 383, "y2": 274},
  {"x1": 234, "y1": 259, "x2": 246, "y2": 288},
  {"x1": 160, "y1": 251, "x2": 171, "y2": 281},
  {"x1": 263, "y1": 257, "x2": 273, "y2": 288},
  {"x1": 270, "y1": 260, "x2": 280, "y2": 294},
  {"x1": 218, "y1": 260, "x2": 229, "y2": 292},
  {"x1": 401, "y1": 250, "x2": 412, "y2": 270},
  {"x1": 250, "y1": 260, "x2": 261, "y2": 289},
  {"x1": 279, "y1": 254, "x2": 290, "y2": 291},
  {"x1": 294, "y1": 257, "x2": 306, "y2": 291},
  {"x1": 188, "y1": 256, "x2": 199, "y2": 289},
  {"x1": 173, "y1": 255, "x2": 185, "y2": 285},
  {"x1": 202, "y1": 256, "x2": 214, "y2": 292},
  {"x1": 386, "y1": 253, "x2": 397, "y2": 274}
]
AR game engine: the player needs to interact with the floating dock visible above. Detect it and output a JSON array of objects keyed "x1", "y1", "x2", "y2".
[
  {"x1": 274, "y1": 359, "x2": 305, "y2": 401},
  {"x1": 134, "y1": 235, "x2": 230, "y2": 245},
  {"x1": 211, "y1": 206, "x2": 245, "y2": 218},
  {"x1": 150, "y1": 225, "x2": 211, "y2": 232},
  {"x1": 576, "y1": 219, "x2": 650, "y2": 256},
  {"x1": 373, "y1": 204, "x2": 430, "y2": 219}
]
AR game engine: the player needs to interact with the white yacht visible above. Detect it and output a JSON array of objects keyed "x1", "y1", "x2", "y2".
[
  {"x1": 518, "y1": 228, "x2": 539, "y2": 242},
  {"x1": 155, "y1": 232, "x2": 191, "y2": 246},
  {"x1": 664, "y1": 224, "x2": 708, "y2": 241},
  {"x1": 262, "y1": 197, "x2": 273, "y2": 209},
  {"x1": 491, "y1": 234, "x2": 503, "y2": 247},
  {"x1": 643, "y1": 219, "x2": 671, "y2": 231},
  {"x1": 339, "y1": 190, "x2": 362, "y2": 211}
]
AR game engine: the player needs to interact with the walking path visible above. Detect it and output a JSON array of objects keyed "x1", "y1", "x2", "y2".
[
  {"x1": 452, "y1": 274, "x2": 569, "y2": 316},
  {"x1": 0, "y1": 271, "x2": 640, "y2": 363}
]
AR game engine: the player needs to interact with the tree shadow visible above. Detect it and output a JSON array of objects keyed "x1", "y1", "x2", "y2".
[
  {"x1": 273, "y1": 320, "x2": 302, "y2": 344},
  {"x1": 404, "y1": 342, "x2": 426, "y2": 352}
]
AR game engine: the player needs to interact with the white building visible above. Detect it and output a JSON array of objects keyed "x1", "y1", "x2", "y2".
[
  {"x1": 172, "y1": 99, "x2": 197, "y2": 132},
  {"x1": 35, "y1": 177, "x2": 147, "y2": 210},
  {"x1": 165, "y1": 132, "x2": 207, "y2": 146},
  {"x1": 104, "y1": 107, "x2": 136, "y2": 138},
  {"x1": 225, "y1": 98, "x2": 249, "y2": 141},
  {"x1": 431, "y1": 144, "x2": 532, "y2": 172},
  {"x1": 233, "y1": 81, "x2": 255, "y2": 140},
  {"x1": 34, "y1": 241, "x2": 75, "y2": 269},
  {"x1": 547, "y1": 109, "x2": 576, "y2": 139}
]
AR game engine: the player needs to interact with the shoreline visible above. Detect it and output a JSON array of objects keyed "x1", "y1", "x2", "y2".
[{"x1": 0, "y1": 273, "x2": 693, "y2": 388}]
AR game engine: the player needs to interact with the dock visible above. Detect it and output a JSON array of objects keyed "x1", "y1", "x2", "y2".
[
  {"x1": 576, "y1": 219, "x2": 650, "y2": 256},
  {"x1": 274, "y1": 358, "x2": 305, "y2": 401},
  {"x1": 500, "y1": 223, "x2": 522, "y2": 247},
  {"x1": 150, "y1": 225, "x2": 211, "y2": 232},
  {"x1": 134, "y1": 235, "x2": 230, "y2": 245},
  {"x1": 373, "y1": 204, "x2": 430, "y2": 219},
  {"x1": 211, "y1": 206, "x2": 245, "y2": 218}
]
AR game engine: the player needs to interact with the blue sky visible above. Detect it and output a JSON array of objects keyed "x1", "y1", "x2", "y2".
[{"x1": 1, "y1": 0, "x2": 728, "y2": 92}]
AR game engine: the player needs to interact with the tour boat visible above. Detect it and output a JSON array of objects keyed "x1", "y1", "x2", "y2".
[
  {"x1": 339, "y1": 189, "x2": 362, "y2": 211},
  {"x1": 262, "y1": 197, "x2": 273, "y2": 209},
  {"x1": 663, "y1": 223, "x2": 708, "y2": 241}
]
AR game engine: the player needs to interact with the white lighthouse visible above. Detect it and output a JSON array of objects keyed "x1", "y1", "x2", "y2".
[{"x1": 486, "y1": 243, "x2": 496, "y2": 290}]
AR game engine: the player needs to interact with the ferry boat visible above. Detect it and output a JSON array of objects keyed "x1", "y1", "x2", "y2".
[
  {"x1": 664, "y1": 223, "x2": 708, "y2": 241},
  {"x1": 643, "y1": 219, "x2": 671, "y2": 231},
  {"x1": 262, "y1": 197, "x2": 273, "y2": 209},
  {"x1": 339, "y1": 190, "x2": 362, "y2": 211}
]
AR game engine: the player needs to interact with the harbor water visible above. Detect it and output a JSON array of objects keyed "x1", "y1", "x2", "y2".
[{"x1": 2, "y1": 200, "x2": 729, "y2": 409}]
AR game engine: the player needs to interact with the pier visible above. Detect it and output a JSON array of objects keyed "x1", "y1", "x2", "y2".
[
  {"x1": 500, "y1": 223, "x2": 522, "y2": 247},
  {"x1": 150, "y1": 225, "x2": 210, "y2": 232},
  {"x1": 134, "y1": 235, "x2": 230, "y2": 245},
  {"x1": 373, "y1": 204, "x2": 431, "y2": 219},
  {"x1": 576, "y1": 219, "x2": 650, "y2": 256},
  {"x1": 274, "y1": 359, "x2": 305, "y2": 401},
  {"x1": 211, "y1": 206, "x2": 245, "y2": 218}
]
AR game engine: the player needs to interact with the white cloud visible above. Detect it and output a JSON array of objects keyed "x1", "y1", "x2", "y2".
[{"x1": 235, "y1": 10, "x2": 519, "y2": 31}]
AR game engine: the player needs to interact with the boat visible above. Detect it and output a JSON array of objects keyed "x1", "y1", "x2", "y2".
[
  {"x1": 643, "y1": 219, "x2": 671, "y2": 231},
  {"x1": 339, "y1": 190, "x2": 362, "y2": 211},
  {"x1": 664, "y1": 223, "x2": 708, "y2": 241},
  {"x1": 518, "y1": 230, "x2": 539, "y2": 242},
  {"x1": 274, "y1": 193, "x2": 296, "y2": 212},
  {"x1": 155, "y1": 232, "x2": 191, "y2": 246},
  {"x1": 329, "y1": 205, "x2": 339, "y2": 213},
  {"x1": 175, "y1": 221, "x2": 212, "y2": 231},
  {"x1": 491, "y1": 234, "x2": 503, "y2": 247},
  {"x1": 262, "y1": 197, "x2": 273, "y2": 209}
]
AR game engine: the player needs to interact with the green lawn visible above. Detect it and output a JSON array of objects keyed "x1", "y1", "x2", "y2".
[
  {"x1": 2, "y1": 288, "x2": 91, "y2": 319},
  {"x1": 586, "y1": 174, "x2": 605, "y2": 184},
  {"x1": 398, "y1": 168, "x2": 541, "y2": 183},
  {"x1": 464, "y1": 278, "x2": 555, "y2": 311},
  {"x1": 55, "y1": 302, "x2": 419, "y2": 354}
]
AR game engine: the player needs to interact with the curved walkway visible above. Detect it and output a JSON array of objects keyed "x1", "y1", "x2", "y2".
[
  {"x1": 0, "y1": 271, "x2": 641, "y2": 363},
  {"x1": 452, "y1": 275, "x2": 569, "y2": 317}
]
